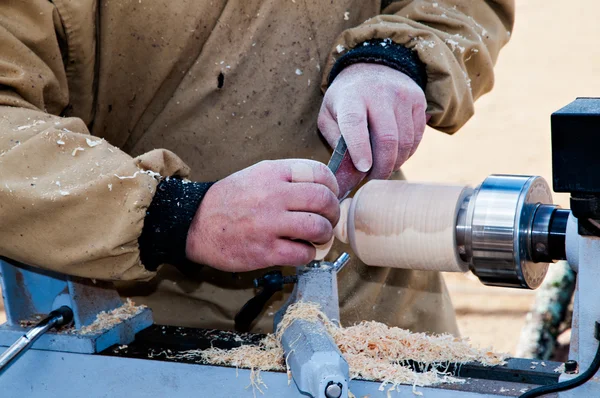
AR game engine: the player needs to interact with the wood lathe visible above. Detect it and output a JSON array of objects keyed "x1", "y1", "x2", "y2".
[{"x1": 1, "y1": 98, "x2": 600, "y2": 398}]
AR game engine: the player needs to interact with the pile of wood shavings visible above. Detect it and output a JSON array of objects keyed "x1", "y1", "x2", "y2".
[
  {"x1": 174, "y1": 302, "x2": 507, "y2": 395},
  {"x1": 79, "y1": 298, "x2": 146, "y2": 335}
]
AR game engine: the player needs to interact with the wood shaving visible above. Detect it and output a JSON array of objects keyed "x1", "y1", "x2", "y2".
[
  {"x1": 554, "y1": 363, "x2": 566, "y2": 373},
  {"x1": 79, "y1": 298, "x2": 146, "y2": 335},
  {"x1": 17, "y1": 120, "x2": 45, "y2": 131},
  {"x1": 19, "y1": 314, "x2": 44, "y2": 328},
  {"x1": 71, "y1": 147, "x2": 85, "y2": 156},
  {"x1": 114, "y1": 170, "x2": 162, "y2": 180},
  {"x1": 181, "y1": 302, "x2": 507, "y2": 394},
  {"x1": 86, "y1": 138, "x2": 103, "y2": 147}
]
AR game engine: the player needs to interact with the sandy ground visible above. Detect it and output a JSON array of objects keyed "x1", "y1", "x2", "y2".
[{"x1": 1, "y1": 1, "x2": 598, "y2": 357}]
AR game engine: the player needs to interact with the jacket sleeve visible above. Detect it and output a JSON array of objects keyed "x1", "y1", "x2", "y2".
[
  {"x1": 322, "y1": 0, "x2": 515, "y2": 133},
  {"x1": 0, "y1": 1, "x2": 193, "y2": 281}
]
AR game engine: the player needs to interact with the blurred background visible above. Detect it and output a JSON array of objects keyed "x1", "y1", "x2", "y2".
[
  {"x1": 403, "y1": 0, "x2": 600, "y2": 354},
  {"x1": 2, "y1": 0, "x2": 600, "y2": 356}
]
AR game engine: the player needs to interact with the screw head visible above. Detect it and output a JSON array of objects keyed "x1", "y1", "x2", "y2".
[
  {"x1": 325, "y1": 382, "x2": 343, "y2": 398},
  {"x1": 565, "y1": 360, "x2": 578, "y2": 374}
]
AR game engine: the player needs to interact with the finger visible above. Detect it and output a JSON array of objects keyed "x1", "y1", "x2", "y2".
[
  {"x1": 393, "y1": 105, "x2": 415, "y2": 171},
  {"x1": 409, "y1": 101, "x2": 427, "y2": 158},
  {"x1": 286, "y1": 183, "x2": 340, "y2": 226},
  {"x1": 313, "y1": 237, "x2": 334, "y2": 261},
  {"x1": 367, "y1": 107, "x2": 399, "y2": 180},
  {"x1": 317, "y1": 104, "x2": 342, "y2": 149},
  {"x1": 277, "y1": 212, "x2": 334, "y2": 245},
  {"x1": 267, "y1": 239, "x2": 316, "y2": 266},
  {"x1": 286, "y1": 160, "x2": 339, "y2": 198},
  {"x1": 335, "y1": 99, "x2": 372, "y2": 173}
]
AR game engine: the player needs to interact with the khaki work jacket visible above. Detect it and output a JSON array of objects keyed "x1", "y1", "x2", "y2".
[{"x1": 0, "y1": 0, "x2": 513, "y2": 333}]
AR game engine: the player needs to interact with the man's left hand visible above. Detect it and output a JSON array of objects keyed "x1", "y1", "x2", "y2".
[{"x1": 318, "y1": 63, "x2": 427, "y2": 181}]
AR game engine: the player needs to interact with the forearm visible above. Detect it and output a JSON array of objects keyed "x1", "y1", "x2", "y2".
[{"x1": 0, "y1": 106, "x2": 192, "y2": 281}]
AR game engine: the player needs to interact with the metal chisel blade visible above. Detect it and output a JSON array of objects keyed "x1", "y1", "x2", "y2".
[{"x1": 327, "y1": 137, "x2": 367, "y2": 200}]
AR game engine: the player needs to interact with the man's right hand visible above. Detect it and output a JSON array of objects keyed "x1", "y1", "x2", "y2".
[{"x1": 185, "y1": 159, "x2": 340, "y2": 272}]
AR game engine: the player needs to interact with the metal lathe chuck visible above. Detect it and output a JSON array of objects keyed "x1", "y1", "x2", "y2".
[
  {"x1": 456, "y1": 175, "x2": 568, "y2": 289},
  {"x1": 335, "y1": 175, "x2": 569, "y2": 290}
]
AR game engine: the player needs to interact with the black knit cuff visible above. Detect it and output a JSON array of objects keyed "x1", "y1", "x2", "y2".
[
  {"x1": 139, "y1": 177, "x2": 215, "y2": 271},
  {"x1": 328, "y1": 39, "x2": 427, "y2": 91}
]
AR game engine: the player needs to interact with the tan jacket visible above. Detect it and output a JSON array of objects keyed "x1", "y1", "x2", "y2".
[{"x1": 0, "y1": 0, "x2": 513, "y2": 333}]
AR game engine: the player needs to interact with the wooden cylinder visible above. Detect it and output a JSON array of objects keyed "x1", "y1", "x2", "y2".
[{"x1": 335, "y1": 180, "x2": 471, "y2": 272}]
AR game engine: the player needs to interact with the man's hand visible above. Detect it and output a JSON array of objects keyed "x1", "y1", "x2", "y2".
[
  {"x1": 186, "y1": 160, "x2": 340, "y2": 272},
  {"x1": 318, "y1": 63, "x2": 427, "y2": 181}
]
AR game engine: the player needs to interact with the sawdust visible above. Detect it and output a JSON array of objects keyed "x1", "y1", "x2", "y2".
[
  {"x1": 79, "y1": 298, "x2": 146, "y2": 335},
  {"x1": 19, "y1": 314, "x2": 44, "y2": 328},
  {"x1": 554, "y1": 363, "x2": 566, "y2": 373},
  {"x1": 182, "y1": 302, "x2": 507, "y2": 394}
]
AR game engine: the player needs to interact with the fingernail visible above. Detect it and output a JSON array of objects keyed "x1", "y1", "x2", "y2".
[{"x1": 356, "y1": 159, "x2": 371, "y2": 173}]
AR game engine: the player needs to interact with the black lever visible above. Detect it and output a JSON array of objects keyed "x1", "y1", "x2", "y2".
[{"x1": 234, "y1": 271, "x2": 297, "y2": 332}]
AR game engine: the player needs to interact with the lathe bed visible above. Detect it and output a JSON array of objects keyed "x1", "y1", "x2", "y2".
[{"x1": 97, "y1": 324, "x2": 561, "y2": 397}]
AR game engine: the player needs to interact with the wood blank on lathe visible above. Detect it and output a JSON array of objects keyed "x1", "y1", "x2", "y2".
[{"x1": 335, "y1": 180, "x2": 471, "y2": 272}]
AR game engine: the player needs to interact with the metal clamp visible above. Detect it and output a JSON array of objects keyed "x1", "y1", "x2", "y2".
[{"x1": 275, "y1": 253, "x2": 351, "y2": 398}]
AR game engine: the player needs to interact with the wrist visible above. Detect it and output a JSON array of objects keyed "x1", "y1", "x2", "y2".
[{"x1": 328, "y1": 39, "x2": 427, "y2": 91}]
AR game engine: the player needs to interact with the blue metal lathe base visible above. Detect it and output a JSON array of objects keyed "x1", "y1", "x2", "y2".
[
  {"x1": 0, "y1": 347, "x2": 548, "y2": 398},
  {"x1": 0, "y1": 309, "x2": 153, "y2": 354}
]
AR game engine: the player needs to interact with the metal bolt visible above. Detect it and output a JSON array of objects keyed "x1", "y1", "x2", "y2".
[
  {"x1": 333, "y1": 252, "x2": 350, "y2": 272},
  {"x1": 535, "y1": 242, "x2": 546, "y2": 253},
  {"x1": 564, "y1": 360, "x2": 578, "y2": 374},
  {"x1": 324, "y1": 382, "x2": 343, "y2": 398}
]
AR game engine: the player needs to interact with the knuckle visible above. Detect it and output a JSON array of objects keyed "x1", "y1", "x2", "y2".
[
  {"x1": 414, "y1": 97, "x2": 427, "y2": 110},
  {"x1": 317, "y1": 217, "x2": 333, "y2": 238},
  {"x1": 338, "y1": 111, "x2": 366, "y2": 129},
  {"x1": 298, "y1": 247, "x2": 315, "y2": 264},
  {"x1": 305, "y1": 214, "x2": 329, "y2": 238},
  {"x1": 398, "y1": 141, "x2": 414, "y2": 154},
  {"x1": 324, "y1": 188, "x2": 338, "y2": 209},
  {"x1": 376, "y1": 132, "x2": 398, "y2": 148},
  {"x1": 255, "y1": 160, "x2": 279, "y2": 176},
  {"x1": 315, "y1": 162, "x2": 335, "y2": 181},
  {"x1": 304, "y1": 214, "x2": 321, "y2": 236},
  {"x1": 323, "y1": 191, "x2": 340, "y2": 219},
  {"x1": 275, "y1": 244, "x2": 291, "y2": 260},
  {"x1": 393, "y1": 88, "x2": 409, "y2": 102},
  {"x1": 346, "y1": 138, "x2": 371, "y2": 155},
  {"x1": 310, "y1": 185, "x2": 331, "y2": 208},
  {"x1": 321, "y1": 221, "x2": 334, "y2": 240},
  {"x1": 278, "y1": 243, "x2": 313, "y2": 266}
]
